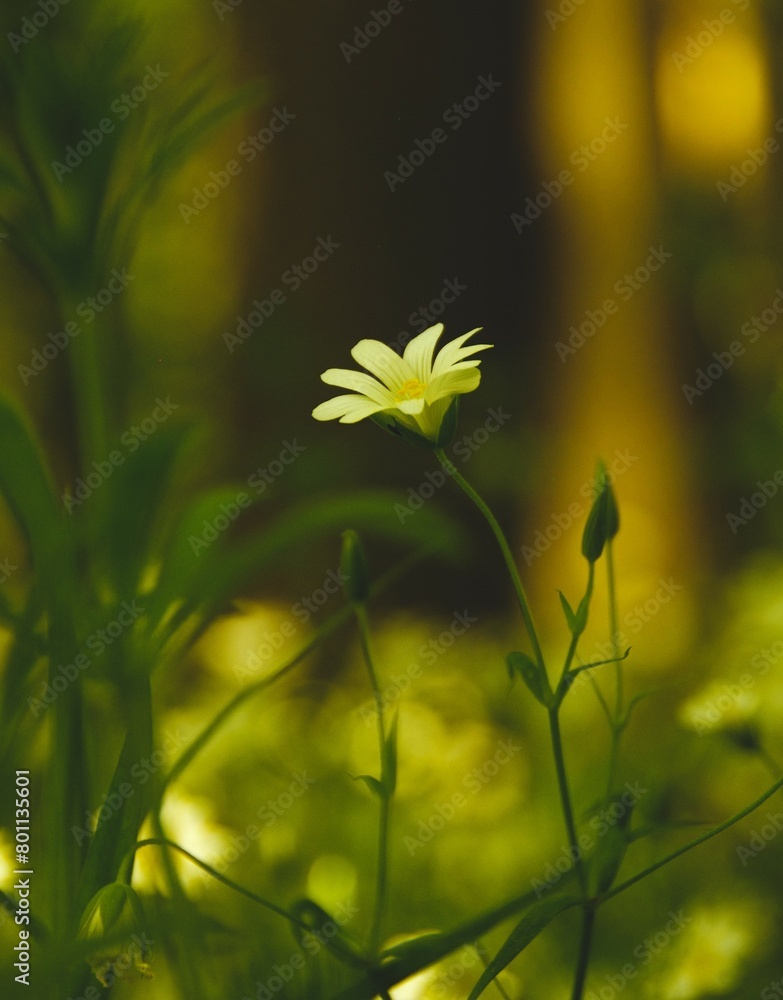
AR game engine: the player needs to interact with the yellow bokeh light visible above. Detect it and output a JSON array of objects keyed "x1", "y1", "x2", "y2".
[
  {"x1": 306, "y1": 854, "x2": 358, "y2": 912},
  {"x1": 657, "y1": 28, "x2": 768, "y2": 165}
]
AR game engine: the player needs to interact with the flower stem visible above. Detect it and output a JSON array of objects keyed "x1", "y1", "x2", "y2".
[
  {"x1": 570, "y1": 905, "x2": 596, "y2": 1000},
  {"x1": 604, "y1": 539, "x2": 622, "y2": 799},
  {"x1": 435, "y1": 449, "x2": 546, "y2": 676},
  {"x1": 355, "y1": 603, "x2": 391, "y2": 958},
  {"x1": 548, "y1": 708, "x2": 587, "y2": 895}
]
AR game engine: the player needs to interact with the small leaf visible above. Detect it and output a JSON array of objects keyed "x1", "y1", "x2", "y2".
[
  {"x1": 466, "y1": 895, "x2": 581, "y2": 1000},
  {"x1": 353, "y1": 774, "x2": 384, "y2": 798},
  {"x1": 506, "y1": 651, "x2": 549, "y2": 706},
  {"x1": 558, "y1": 591, "x2": 577, "y2": 632}
]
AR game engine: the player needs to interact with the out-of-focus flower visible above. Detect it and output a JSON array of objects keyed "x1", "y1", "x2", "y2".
[{"x1": 77, "y1": 882, "x2": 153, "y2": 986}]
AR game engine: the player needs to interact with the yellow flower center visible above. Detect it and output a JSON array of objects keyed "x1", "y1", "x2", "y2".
[{"x1": 394, "y1": 378, "x2": 426, "y2": 401}]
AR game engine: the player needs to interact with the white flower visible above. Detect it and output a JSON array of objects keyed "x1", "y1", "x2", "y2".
[{"x1": 312, "y1": 324, "x2": 491, "y2": 442}]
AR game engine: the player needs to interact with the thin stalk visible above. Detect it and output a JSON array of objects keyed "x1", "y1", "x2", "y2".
[
  {"x1": 355, "y1": 603, "x2": 390, "y2": 958},
  {"x1": 604, "y1": 540, "x2": 622, "y2": 799},
  {"x1": 548, "y1": 708, "x2": 587, "y2": 895},
  {"x1": 130, "y1": 838, "x2": 305, "y2": 928},
  {"x1": 435, "y1": 449, "x2": 546, "y2": 677},
  {"x1": 570, "y1": 905, "x2": 596, "y2": 1000}
]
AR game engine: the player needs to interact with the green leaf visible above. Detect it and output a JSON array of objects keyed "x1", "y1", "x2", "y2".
[
  {"x1": 353, "y1": 774, "x2": 384, "y2": 798},
  {"x1": 565, "y1": 648, "x2": 631, "y2": 686},
  {"x1": 505, "y1": 651, "x2": 549, "y2": 706},
  {"x1": 588, "y1": 793, "x2": 634, "y2": 896},
  {"x1": 466, "y1": 895, "x2": 582, "y2": 1000},
  {"x1": 0, "y1": 395, "x2": 76, "y2": 595},
  {"x1": 558, "y1": 591, "x2": 577, "y2": 632}
]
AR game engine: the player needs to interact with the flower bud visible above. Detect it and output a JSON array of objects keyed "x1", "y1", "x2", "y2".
[
  {"x1": 77, "y1": 882, "x2": 152, "y2": 986},
  {"x1": 581, "y1": 460, "x2": 620, "y2": 563},
  {"x1": 341, "y1": 530, "x2": 370, "y2": 604}
]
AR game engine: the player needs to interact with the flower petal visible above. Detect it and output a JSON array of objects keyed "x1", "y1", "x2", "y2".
[
  {"x1": 431, "y1": 328, "x2": 492, "y2": 376},
  {"x1": 424, "y1": 366, "x2": 481, "y2": 403},
  {"x1": 312, "y1": 394, "x2": 388, "y2": 423},
  {"x1": 321, "y1": 368, "x2": 397, "y2": 405},
  {"x1": 402, "y1": 323, "x2": 444, "y2": 382},
  {"x1": 396, "y1": 397, "x2": 426, "y2": 415},
  {"x1": 351, "y1": 339, "x2": 415, "y2": 390}
]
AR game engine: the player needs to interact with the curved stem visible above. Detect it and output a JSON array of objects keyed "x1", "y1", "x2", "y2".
[
  {"x1": 129, "y1": 837, "x2": 304, "y2": 928},
  {"x1": 435, "y1": 449, "x2": 546, "y2": 675}
]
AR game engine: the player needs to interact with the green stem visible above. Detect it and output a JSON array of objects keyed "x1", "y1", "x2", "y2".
[
  {"x1": 548, "y1": 708, "x2": 587, "y2": 894},
  {"x1": 604, "y1": 540, "x2": 622, "y2": 799},
  {"x1": 570, "y1": 905, "x2": 596, "y2": 1000},
  {"x1": 435, "y1": 449, "x2": 546, "y2": 677},
  {"x1": 355, "y1": 603, "x2": 390, "y2": 958},
  {"x1": 129, "y1": 838, "x2": 305, "y2": 928}
]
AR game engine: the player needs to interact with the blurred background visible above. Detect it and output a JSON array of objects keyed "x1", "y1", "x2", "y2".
[{"x1": 2, "y1": 0, "x2": 783, "y2": 997}]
